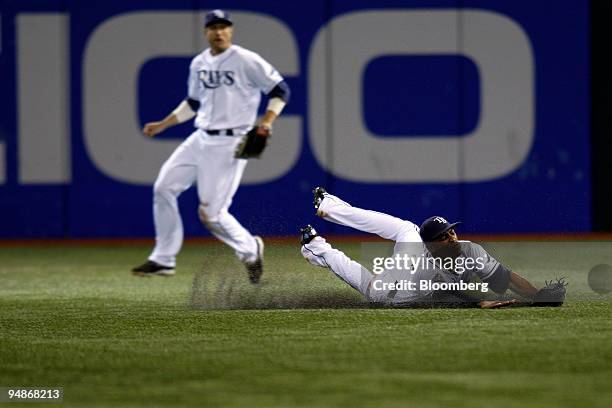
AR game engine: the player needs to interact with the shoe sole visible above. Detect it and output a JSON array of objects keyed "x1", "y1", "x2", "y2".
[
  {"x1": 313, "y1": 187, "x2": 328, "y2": 210},
  {"x1": 132, "y1": 269, "x2": 175, "y2": 277}
]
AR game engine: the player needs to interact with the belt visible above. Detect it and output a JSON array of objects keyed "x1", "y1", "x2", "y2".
[{"x1": 204, "y1": 129, "x2": 234, "y2": 136}]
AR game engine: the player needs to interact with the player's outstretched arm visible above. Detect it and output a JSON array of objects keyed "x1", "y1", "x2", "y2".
[
  {"x1": 478, "y1": 299, "x2": 518, "y2": 309},
  {"x1": 508, "y1": 271, "x2": 539, "y2": 299},
  {"x1": 143, "y1": 98, "x2": 198, "y2": 137},
  {"x1": 142, "y1": 116, "x2": 178, "y2": 137}
]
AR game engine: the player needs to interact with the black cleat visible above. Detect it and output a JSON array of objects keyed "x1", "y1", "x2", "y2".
[
  {"x1": 300, "y1": 224, "x2": 318, "y2": 245},
  {"x1": 312, "y1": 186, "x2": 328, "y2": 210},
  {"x1": 132, "y1": 260, "x2": 175, "y2": 277},
  {"x1": 245, "y1": 236, "x2": 264, "y2": 284}
]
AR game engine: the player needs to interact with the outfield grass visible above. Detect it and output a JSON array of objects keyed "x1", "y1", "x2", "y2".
[{"x1": 0, "y1": 241, "x2": 611, "y2": 407}]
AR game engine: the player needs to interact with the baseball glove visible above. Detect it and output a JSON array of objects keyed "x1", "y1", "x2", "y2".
[
  {"x1": 532, "y1": 277, "x2": 568, "y2": 307},
  {"x1": 235, "y1": 125, "x2": 271, "y2": 159}
]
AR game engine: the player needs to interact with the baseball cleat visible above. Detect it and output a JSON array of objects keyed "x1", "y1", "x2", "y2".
[
  {"x1": 300, "y1": 224, "x2": 318, "y2": 245},
  {"x1": 312, "y1": 186, "x2": 328, "y2": 210},
  {"x1": 245, "y1": 236, "x2": 264, "y2": 284},
  {"x1": 132, "y1": 260, "x2": 175, "y2": 277}
]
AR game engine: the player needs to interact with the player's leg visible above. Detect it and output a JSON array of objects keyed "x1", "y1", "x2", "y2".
[
  {"x1": 134, "y1": 137, "x2": 198, "y2": 275},
  {"x1": 315, "y1": 189, "x2": 421, "y2": 243},
  {"x1": 196, "y1": 137, "x2": 261, "y2": 282},
  {"x1": 150, "y1": 141, "x2": 198, "y2": 265},
  {"x1": 300, "y1": 226, "x2": 373, "y2": 298},
  {"x1": 196, "y1": 149, "x2": 257, "y2": 263}
]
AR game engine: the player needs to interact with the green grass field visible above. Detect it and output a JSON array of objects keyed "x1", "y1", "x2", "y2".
[{"x1": 1, "y1": 240, "x2": 611, "y2": 407}]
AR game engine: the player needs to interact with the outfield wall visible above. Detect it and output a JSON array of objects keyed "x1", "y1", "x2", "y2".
[{"x1": 0, "y1": 1, "x2": 589, "y2": 237}]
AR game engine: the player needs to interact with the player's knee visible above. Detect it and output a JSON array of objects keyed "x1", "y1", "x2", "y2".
[
  {"x1": 198, "y1": 204, "x2": 223, "y2": 225},
  {"x1": 153, "y1": 180, "x2": 173, "y2": 198},
  {"x1": 397, "y1": 221, "x2": 421, "y2": 241},
  {"x1": 198, "y1": 204, "x2": 211, "y2": 224}
]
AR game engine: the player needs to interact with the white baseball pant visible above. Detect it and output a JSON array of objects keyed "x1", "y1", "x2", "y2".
[
  {"x1": 149, "y1": 130, "x2": 258, "y2": 267},
  {"x1": 301, "y1": 194, "x2": 431, "y2": 304}
]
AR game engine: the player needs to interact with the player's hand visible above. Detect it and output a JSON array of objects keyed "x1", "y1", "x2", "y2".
[
  {"x1": 234, "y1": 125, "x2": 271, "y2": 159},
  {"x1": 478, "y1": 299, "x2": 517, "y2": 309},
  {"x1": 142, "y1": 121, "x2": 167, "y2": 137}
]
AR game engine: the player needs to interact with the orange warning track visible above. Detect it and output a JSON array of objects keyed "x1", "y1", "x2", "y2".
[{"x1": 0, "y1": 232, "x2": 611, "y2": 247}]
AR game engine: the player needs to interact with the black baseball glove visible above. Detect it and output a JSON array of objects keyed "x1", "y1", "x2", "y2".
[
  {"x1": 532, "y1": 277, "x2": 568, "y2": 307},
  {"x1": 235, "y1": 125, "x2": 271, "y2": 159}
]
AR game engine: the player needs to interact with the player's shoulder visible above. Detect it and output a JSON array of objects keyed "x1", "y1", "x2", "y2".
[
  {"x1": 189, "y1": 50, "x2": 208, "y2": 68},
  {"x1": 458, "y1": 240, "x2": 487, "y2": 255},
  {"x1": 231, "y1": 44, "x2": 256, "y2": 57},
  {"x1": 231, "y1": 44, "x2": 267, "y2": 62}
]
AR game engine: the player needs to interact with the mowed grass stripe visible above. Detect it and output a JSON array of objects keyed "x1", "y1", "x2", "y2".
[{"x1": 0, "y1": 243, "x2": 610, "y2": 407}]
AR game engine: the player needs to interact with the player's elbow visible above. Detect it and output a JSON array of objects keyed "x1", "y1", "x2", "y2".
[
  {"x1": 267, "y1": 80, "x2": 291, "y2": 104},
  {"x1": 186, "y1": 98, "x2": 200, "y2": 111}
]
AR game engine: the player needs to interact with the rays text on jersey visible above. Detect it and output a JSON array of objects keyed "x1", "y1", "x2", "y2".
[{"x1": 198, "y1": 70, "x2": 235, "y2": 89}]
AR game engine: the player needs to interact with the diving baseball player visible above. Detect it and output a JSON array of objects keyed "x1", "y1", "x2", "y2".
[
  {"x1": 300, "y1": 188, "x2": 567, "y2": 308},
  {"x1": 132, "y1": 10, "x2": 290, "y2": 282}
]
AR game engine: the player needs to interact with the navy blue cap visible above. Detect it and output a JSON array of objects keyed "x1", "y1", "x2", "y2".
[
  {"x1": 204, "y1": 9, "x2": 233, "y2": 28},
  {"x1": 419, "y1": 216, "x2": 461, "y2": 242}
]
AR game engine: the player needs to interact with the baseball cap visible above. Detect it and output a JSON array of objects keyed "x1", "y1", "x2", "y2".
[
  {"x1": 419, "y1": 216, "x2": 462, "y2": 242},
  {"x1": 204, "y1": 9, "x2": 233, "y2": 27}
]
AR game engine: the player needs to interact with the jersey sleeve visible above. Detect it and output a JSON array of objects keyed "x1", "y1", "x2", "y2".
[
  {"x1": 459, "y1": 242, "x2": 498, "y2": 280},
  {"x1": 187, "y1": 62, "x2": 199, "y2": 100},
  {"x1": 244, "y1": 52, "x2": 284, "y2": 94},
  {"x1": 464, "y1": 242, "x2": 511, "y2": 293}
]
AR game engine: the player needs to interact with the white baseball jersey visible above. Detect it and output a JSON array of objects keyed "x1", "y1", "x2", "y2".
[{"x1": 187, "y1": 44, "x2": 284, "y2": 130}]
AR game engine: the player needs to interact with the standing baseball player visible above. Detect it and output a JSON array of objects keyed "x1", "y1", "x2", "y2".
[
  {"x1": 300, "y1": 187, "x2": 567, "y2": 308},
  {"x1": 132, "y1": 10, "x2": 290, "y2": 282}
]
